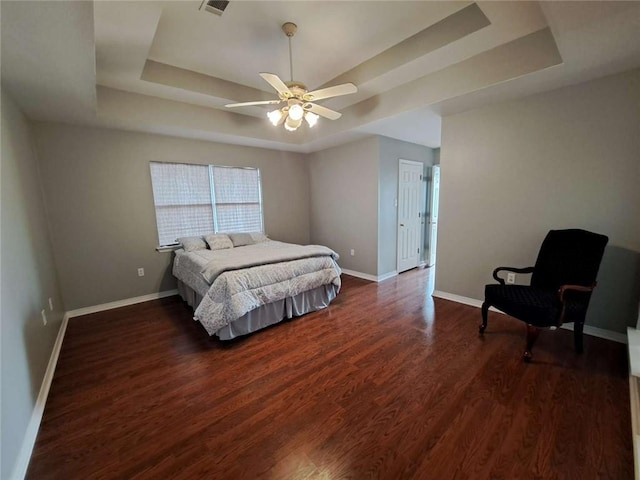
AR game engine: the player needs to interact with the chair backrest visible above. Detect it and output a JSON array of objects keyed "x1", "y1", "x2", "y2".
[{"x1": 530, "y1": 229, "x2": 608, "y2": 291}]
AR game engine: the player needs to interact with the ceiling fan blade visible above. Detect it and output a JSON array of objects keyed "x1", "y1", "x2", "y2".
[
  {"x1": 225, "y1": 99, "x2": 282, "y2": 108},
  {"x1": 305, "y1": 103, "x2": 342, "y2": 120},
  {"x1": 259, "y1": 73, "x2": 292, "y2": 98},
  {"x1": 304, "y1": 83, "x2": 357, "y2": 102}
]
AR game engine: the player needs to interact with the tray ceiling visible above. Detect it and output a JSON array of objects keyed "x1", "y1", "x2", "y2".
[{"x1": 2, "y1": 1, "x2": 640, "y2": 152}]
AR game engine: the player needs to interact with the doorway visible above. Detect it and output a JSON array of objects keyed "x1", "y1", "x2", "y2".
[{"x1": 397, "y1": 159, "x2": 424, "y2": 273}]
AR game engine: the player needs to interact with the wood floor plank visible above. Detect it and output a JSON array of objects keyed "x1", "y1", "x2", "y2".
[{"x1": 27, "y1": 268, "x2": 633, "y2": 479}]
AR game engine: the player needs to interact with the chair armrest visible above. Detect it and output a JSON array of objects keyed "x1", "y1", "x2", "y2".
[
  {"x1": 556, "y1": 283, "x2": 596, "y2": 327},
  {"x1": 492, "y1": 266, "x2": 535, "y2": 285},
  {"x1": 558, "y1": 284, "x2": 595, "y2": 302}
]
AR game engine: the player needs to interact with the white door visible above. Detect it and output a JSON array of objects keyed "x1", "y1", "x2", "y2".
[
  {"x1": 427, "y1": 165, "x2": 440, "y2": 267},
  {"x1": 397, "y1": 160, "x2": 423, "y2": 273}
]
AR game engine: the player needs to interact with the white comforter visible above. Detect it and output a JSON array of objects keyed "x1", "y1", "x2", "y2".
[{"x1": 173, "y1": 241, "x2": 341, "y2": 335}]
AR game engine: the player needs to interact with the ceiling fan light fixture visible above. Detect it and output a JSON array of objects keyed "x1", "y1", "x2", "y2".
[
  {"x1": 288, "y1": 103, "x2": 304, "y2": 121},
  {"x1": 284, "y1": 115, "x2": 302, "y2": 131},
  {"x1": 305, "y1": 111, "x2": 319, "y2": 128},
  {"x1": 267, "y1": 109, "x2": 283, "y2": 126}
]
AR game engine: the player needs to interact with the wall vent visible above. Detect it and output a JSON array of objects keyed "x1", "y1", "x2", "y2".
[{"x1": 200, "y1": 0, "x2": 230, "y2": 16}]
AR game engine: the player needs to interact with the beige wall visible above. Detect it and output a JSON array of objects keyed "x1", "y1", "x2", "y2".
[
  {"x1": 308, "y1": 135, "x2": 435, "y2": 277},
  {"x1": 308, "y1": 137, "x2": 380, "y2": 275},
  {"x1": 1, "y1": 90, "x2": 64, "y2": 479},
  {"x1": 33, "y1": 124, "x2": 310, "y2": 310},
  {"x1": 437, "y1": 68, "x2": 640, "y2": 333}
]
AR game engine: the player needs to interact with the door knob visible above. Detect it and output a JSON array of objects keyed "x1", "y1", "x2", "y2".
[{"x1": 400, "y1": 224, "x2": 405, "y2": 227}]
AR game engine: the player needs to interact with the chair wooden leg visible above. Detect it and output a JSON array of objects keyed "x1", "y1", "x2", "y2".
[
  {"x1": 479, "y1": 302, "x2": 489, "y2": 334},
  {"x1": 523, "y1": 324, "x2": 540, "y2": 363},
  {"x1": 574, "y1": 322, "x2": 584, "y2": 354}
]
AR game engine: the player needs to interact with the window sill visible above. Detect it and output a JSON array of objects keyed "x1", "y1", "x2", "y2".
[{"x1": 156, "y1": 245, "x2": 180, "y2": 253}]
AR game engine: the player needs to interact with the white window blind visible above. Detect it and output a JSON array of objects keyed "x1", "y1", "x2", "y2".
[
  {"x1": 212, "y1": 166, "x2": 263, "y2": 233},
  {"x1": 149, "y1": 162, "x2": 263, "y2": 247}
]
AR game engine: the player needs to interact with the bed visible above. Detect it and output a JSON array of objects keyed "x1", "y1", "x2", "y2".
[{"x1": 172, "y1": 233, "x2": 341, "y2": 339}]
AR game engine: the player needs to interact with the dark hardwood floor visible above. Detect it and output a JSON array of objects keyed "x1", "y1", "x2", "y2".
[{"x1": 28, "y1": 268, "x2": 632, "y2": 479}]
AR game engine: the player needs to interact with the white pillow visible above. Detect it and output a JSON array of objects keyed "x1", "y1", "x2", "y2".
[
  {"x1": 249, "y1": 232, "x2": 269, "y2": 243},
  {"x1": 178, "y1": 236, "x2": 207, "y2": 252},
  {"x1": 204, "y1": 233, "x2": 233, "y2": 250},
  {"x1": 228, "y1": 232, "x2": 254, "y2": 247}
]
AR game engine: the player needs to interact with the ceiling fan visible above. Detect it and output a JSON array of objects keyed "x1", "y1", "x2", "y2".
[{"x1": 225, "y1": 22, "x2": 358, "y2": 131}]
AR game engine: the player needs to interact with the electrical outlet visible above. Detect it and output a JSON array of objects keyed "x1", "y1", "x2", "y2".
[
  {"x1": 350, "y1": 249, "x2": 355, "y2": 256},
  {"x1": 507, "y1": 272, "x2": 516, "y2": 284},
  {"x1": 137, "y1": 268, "x2": 145, "y2": 277},
  {"x1": 48, "y1": 297, "x2": 54, "y2": 311},
  {"x1": 41, "y1": 309, "x2": 47, "y2": 326}
]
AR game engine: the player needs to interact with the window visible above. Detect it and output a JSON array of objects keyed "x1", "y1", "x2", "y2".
[
  {"x1": 211, "y1": 166, "x2": 263, "y2": 233},
  {"x1": 150, "y1": 162, "x2": 263, "y2": 246}
]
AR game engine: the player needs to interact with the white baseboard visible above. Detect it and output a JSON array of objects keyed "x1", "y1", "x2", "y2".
[
  {"x1": 66, "y1": 289, "x2": 178, "y2": 319},
  {"x1": 11, "y1": 313, "x2": 69, "y2": 480},
  {"x1": 432, "y1": 290, "x2": 627, "y2": 344},
  {"x1": 560, "y1": 323, "x2": 627, "y2": 344},
  {"x1": 377, "y1": 271, "x2": 398, "y2": 282},
  {"x1": 341, "y1": 269, "x2": 398, "y2": 283},
  {"x1": 432, "y1": 290, "x2": 504, "y2": 313},
  {"x1": 10, "y1": 289, "x2": 180, "y2": 479}
]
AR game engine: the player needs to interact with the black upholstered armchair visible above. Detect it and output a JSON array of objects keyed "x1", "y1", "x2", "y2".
[{"x1": 480, "y1": 229, "x2": 608, "y2": 362}]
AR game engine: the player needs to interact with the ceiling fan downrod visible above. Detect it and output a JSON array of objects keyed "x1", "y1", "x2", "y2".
[{"x1": 282, "y1": 22, "x2": 297, "y2": 83}]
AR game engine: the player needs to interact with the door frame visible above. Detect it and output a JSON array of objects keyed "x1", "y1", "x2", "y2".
[{"x1": 427, "y1": 164, "x2": 440, "y2": 267}]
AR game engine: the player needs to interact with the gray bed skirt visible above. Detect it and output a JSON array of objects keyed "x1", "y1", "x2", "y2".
[{"x1": 177, "y1": 280, "x2": 338, "y2": 340}]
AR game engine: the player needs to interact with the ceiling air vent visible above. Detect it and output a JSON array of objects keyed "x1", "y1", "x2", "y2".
[{"x1": 200, "y1": 0, "x2": 230, "y2": 16}]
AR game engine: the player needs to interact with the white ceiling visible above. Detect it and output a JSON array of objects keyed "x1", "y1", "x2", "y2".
[{"x1": 2, "y1": 1, "x2": 640, "y2": 153}]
